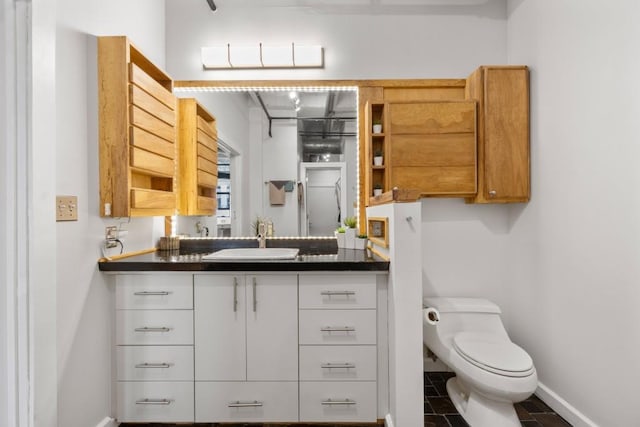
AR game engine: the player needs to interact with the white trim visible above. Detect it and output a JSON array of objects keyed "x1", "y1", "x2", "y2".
[
  {"x1": 95, "y1": 416, "x2": 117, "y2": 427},
  {"x1": 536, "y1": 382, "x2": 599, "y2": 427},
  {"x1": 385, "y1": 413, "x2": 395, "y2": 427}
]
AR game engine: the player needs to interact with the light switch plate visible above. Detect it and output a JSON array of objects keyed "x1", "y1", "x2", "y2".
[{"x1": 56, "y1": 196, "x2": 78, "y2": 221}]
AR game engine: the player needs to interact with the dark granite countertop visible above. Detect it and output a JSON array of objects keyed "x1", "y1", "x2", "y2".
[{"x1": 98, "y1": 238, "x2": 389, "y2": 272}]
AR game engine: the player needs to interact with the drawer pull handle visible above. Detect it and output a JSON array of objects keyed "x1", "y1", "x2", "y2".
[
  {"x1": 135, "y1": 399, "x2": 172, "y2": 405},
  {"x1": 134, "y1": 327, "x2": 172, "y2": 333},
  {"x1": 252, "y1": 277, "x2": 257, "y2": 312},
  {"x1": 228, "y1": 400, "x2": 263, "y2": 408},
  {"x1": 321, "y1": 362, "x2": 355, "y2": 369},
  {"x1": 233, "y1": 277, "x2": 238, "y2": 312},
  {"x1": 133, "y1": 291, "x2": 170, "y2": 296},
  {"x1": 321, "y1": 326, "x2": 355, "y2": 332},
  {"x1": 321, "y1": 398, "x2": 356, "y2": 406},
  {"x1": 135, "y1": 363, "x2": 172, "y2": 369},
  {"x1": 321, "y1": 290, "x2": 356, "y2": 296}
]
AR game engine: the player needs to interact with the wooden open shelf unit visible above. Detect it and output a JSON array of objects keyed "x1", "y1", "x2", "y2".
[
  {"x1": 177, "y1": 98, "x2": 218, "y2": 216},
  {"x1": 99, "y1": 36, "x2": 178, "y2": 217}
]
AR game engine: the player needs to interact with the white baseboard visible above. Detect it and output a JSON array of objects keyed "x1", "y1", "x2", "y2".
[
  {"x1": 385, "y1": 413, "x2": 394, "y2": 427},
  {"x1": 95, "y1": 416, "x2": 117, "y2": 427},
  {"x1": 536, "y1": 382, "x2": 598, "y2": 427}
]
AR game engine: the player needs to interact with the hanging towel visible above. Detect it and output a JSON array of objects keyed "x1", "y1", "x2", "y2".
[
  {"x1": 297, "y1": 182, "x2": 304, "y2": 206},
  {"x1": 269, "y1": 180, "x2": 287, "y2": 205}
]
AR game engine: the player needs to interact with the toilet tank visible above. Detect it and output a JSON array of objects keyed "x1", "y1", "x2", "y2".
[{"x1": 423, "y1": 297, "x2": 509, "y2": 345}]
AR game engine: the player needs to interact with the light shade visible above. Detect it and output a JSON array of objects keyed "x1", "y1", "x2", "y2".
[
  {"x1": 201, "y1": 46, "x2": 229, "y2": 68},
  {"x1": 229, "y1": 44, "x2": 262, "y2": 68},
  {"x1": 261, "y1": 45, "x2": 295, "y2": 67},
  {"x1": 294, "y1": 45, "x2": 324, "y2": 67},
  {"x1": 202, "y1": 43, "x2": 324, "y2": 69}
]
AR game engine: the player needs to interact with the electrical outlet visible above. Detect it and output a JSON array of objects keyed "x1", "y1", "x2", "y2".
[
  {"x1": 56, "y1": 196, "x2": 78, "y2": 221},
  {"x1": 105, "y1": 226, "x2": 118, "y2": 248}
]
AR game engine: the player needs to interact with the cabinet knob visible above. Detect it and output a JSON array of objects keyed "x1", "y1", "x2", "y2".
[{"x1": 488, "y1": 190, "x2": 497, "y2": 198}]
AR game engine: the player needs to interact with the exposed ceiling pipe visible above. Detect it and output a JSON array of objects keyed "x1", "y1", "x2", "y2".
[
  {"x1": 206, "y1": 0, "x2": 217, "y2": 12},
  {"x1": 321, "y1": 92, "x2": 337, "y2": 138}
]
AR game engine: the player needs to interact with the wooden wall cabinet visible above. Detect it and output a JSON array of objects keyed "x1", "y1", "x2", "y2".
[
  {"x1": 387, "y1": 100, "x2": 477, "y2": 197},
  {"x1": 177, "y1": 98, "x2": 218, "y2": 216},
  {"x1": 99, "y1": 36, "x2": 178, "y2": 217},
  {"x1": 466, "y1": 66, "x2": 530, "y2": 203}
]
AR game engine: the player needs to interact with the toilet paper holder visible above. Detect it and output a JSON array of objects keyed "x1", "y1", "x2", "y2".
[{"x1": 424, "y1": 307, "x2": 440, "y2": 325}]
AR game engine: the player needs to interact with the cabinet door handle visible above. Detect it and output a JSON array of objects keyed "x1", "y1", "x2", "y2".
[
  {"x1": 134, "y1": 327, "x2": 172, "y2": 333},
  {"x1": 252, "y1": 277, "x2": 257, "y2": 312},
  {"x1": 135, "y1": 363, "x2": 172, "y2": 369},
  {"x1": 228, "y1": 400, "x2": 263, "y2": 408},
  {"x1": 135, "y1": 399, "x2": 172, "y2": 405},
  {"x1": 321, "y1": 398, "x2": 356, "y2": 406},
  {"x1": 321, "y1": 326, "x2": 355, "y2": 332},
  {"x1": 321, "y1": 362, "x2": 355, "y2": 369},
  {"x1": 489, "y1": 190, "x2": 497, "y2": 197},
  {"x1": 321, "y1": 290, "x2": 355, "y2": 296},
  {"x1": 233, "y1": 277, "x2": 238, "y2": 312},
  {"x1": 133, "y1": 291, "x2": 170, "y2": 296}
]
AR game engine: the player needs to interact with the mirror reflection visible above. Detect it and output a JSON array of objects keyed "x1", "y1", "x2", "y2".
[{"x1": 175, "y1": 87, "x2": 358, "y2": 238}]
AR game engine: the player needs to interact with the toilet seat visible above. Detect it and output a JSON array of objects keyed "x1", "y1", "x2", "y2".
[{"x1": 453, "y1": 332, "x2": 535, "y2": 378}]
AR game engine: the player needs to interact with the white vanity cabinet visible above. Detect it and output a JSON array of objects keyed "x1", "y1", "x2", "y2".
[
  {"x1": 298, "y1": 273, "x2": 379, "y2": 423},
  {"x1": 194, "y1": 273, "x2": 298, "y2": 422},
  {"x1": 111, "y1": 270, "x2": 386, "y2": 424},
  {"x1": 114, "y1": 274, "x2": 194, "y2": 423}
]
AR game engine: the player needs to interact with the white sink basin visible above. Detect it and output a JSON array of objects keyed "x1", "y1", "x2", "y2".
[{"x1": 202, "y1": 247, "x2": 299, "y2": 260}]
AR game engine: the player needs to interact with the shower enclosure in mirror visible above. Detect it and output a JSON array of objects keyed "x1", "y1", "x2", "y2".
[{"x1": 174, "y1": 86, "x2": 358, "y2": 238}]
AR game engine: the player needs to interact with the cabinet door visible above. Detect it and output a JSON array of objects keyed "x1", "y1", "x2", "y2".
[
  {"x1": 388, "y1": 101, "x2": 477, "y2": 196},
  {"x1": 195, "y1": 274, "x2": 246, "y2": 381},
  {"x1": 483, "y1": 67, "x2": 529, "y2": 202},
  {"x1": 246, "y1": 274, "x2": 298, "y2": 381}
]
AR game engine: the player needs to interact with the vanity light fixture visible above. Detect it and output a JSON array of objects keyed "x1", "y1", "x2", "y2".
[{"x1": 201, "y1": 43, "x2": 324, "y2": 69}]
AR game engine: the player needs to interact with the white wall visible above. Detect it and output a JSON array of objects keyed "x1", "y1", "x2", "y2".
[
  {"x1": 261, "y1": 111, "x2": 299, "y2": 236},
  {"x1": 503, "y1": 1, "x2": 640, "y2": 426},
  {"x1": 1, "y1": 1, "x2": 12, "y2": 424},
  {"x1": 165, "y1": 0, "x2": 507, "y2": 81},
  {"x1": 176, "y1": 91, "x2": 250, "y2": 236},
  {"x1": 55, "y1": 1, "x2": 165, "y2": 426}
]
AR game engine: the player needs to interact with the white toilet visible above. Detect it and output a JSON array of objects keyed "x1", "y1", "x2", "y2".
[{"x1": 423, "y1": 297, "x2": 538, "y2": 427}]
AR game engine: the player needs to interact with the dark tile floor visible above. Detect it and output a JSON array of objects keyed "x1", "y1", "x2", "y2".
[
  {"x1": 122, "y1": 372, "x2": 572, "y2": 427},
  {"x1": 424, "y1": 372, "x2": 573, "y2": 427}
]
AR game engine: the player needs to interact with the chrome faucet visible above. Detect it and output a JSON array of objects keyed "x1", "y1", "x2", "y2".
[{"x1": 257, "y1": 221, "x2": 267, "y2": 248}]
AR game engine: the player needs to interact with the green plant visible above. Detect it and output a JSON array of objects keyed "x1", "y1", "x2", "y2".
[
  {"x1": 250, "y1": 216, "x2": 263, "y2": 236},
  {"x1": 357, "y1": 234, "x2": 368, "y2": 239},
  {"x1": 373, "y1": 117, "x2": 382, "y2": 125},
  {"x1": 336, "y1": 227, "x2": 346, "y2": 233},
  {"x1": 373, "y1": 183, "x2": 383, "y2": 190},
  {"x1": 343, "y1": 216, "x2": 357, "y2": 228},
  {"x1": 374, "y1": 150, "x2": 383, "y2": 157}
]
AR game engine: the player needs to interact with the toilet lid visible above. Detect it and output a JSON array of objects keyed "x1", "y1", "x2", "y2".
[{"x1": 453, "y1": 332, "x2": 534, "y2": 378}]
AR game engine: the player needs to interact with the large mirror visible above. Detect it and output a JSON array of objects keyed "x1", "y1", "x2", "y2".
[{"x1": 175, "y1": 86, "x2": 359, "y2": 238}]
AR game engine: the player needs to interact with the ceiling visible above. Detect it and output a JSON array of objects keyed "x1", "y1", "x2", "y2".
[
  {"x1": 249, "y1": 90, "x2": 357, "y2": 156},
  {"x1": 205, "y1": 0, "x2": 493, "y2": 15}
]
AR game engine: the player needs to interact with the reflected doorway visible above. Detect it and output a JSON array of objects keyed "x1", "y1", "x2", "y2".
[{"x1": 300, "y1": 162, "x2": 346, "y2": 236}]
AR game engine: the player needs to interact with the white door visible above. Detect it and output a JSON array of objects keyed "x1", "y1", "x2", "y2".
[
  {"x1": 195, "y1": 275, "x2": 247, "y2": 380},
  {"x1": 302, "y1": 164, "x2": 346, "y2": 236},
  {"x1": 246, "y1": 274, "x2": 298, "y2": 381}
]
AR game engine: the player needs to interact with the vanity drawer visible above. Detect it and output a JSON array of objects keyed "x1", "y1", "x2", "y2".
[
  {"x1": 299, "y1": 274, "x2": 376, "y2": 309},
  {"x1": 299, "y1": 381, "x2": 377, "y2": 422},
  {"x1": 299, "y1": 309, "x2": 376, "y2": 345},
  {"x1": 117, "y1": 381, "x2": 194, "y2": 423},
  {"x1": 195, "y1": 381, "x2": 298, "y2": 422},
  {"x1": 116, "y1": 274, "x2": 193, "y2": 310},
  {"x1": 299, "y1": 345, "x2": 377, "y2": 381},
  {"x1": 117, "y1": 346, "x2": 194, "y2": 381},
  {"x1": 116, "y1": 310, "x2": 193, "y2": 345}
]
